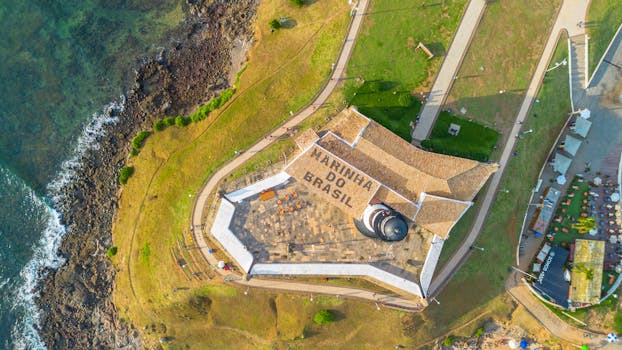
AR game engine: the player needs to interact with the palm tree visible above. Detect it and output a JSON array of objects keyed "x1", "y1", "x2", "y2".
[
  {"x1": 575, "y1": 264, "x2": 594, "y2": 280},
  {"x1": 573, "y1": 216, "x2": 596, "y2": 234}
]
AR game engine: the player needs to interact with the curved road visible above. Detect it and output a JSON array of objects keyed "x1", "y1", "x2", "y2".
[{"x1": 189, "y1": 0, "x2": 423, "y2": 311}]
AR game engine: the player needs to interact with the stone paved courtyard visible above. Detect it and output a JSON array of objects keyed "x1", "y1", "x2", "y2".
[{"x1": 228, "y1": 179, "x2": 434, "y2": 277}]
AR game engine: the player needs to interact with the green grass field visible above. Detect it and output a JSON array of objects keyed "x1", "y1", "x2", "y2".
[
  {"x1": 587, "y1": 1, "x2": 622, "y2": 77},
  {"x1": 111, "y1": 1, "x2": 372, "y2": 348},
  {"x1": 344, "y1": 0, "x2": 468, "y2": 140},
  {"x1": 421, "y1": 112, "x2": 499, "y2": 161},
  {"x1": 446, "y1": 0, "x2": 560, "y2": 139},
  {"x1": 403, "y1": 33, "x2": 573, "y2": 343},
  {"x1": 346, "y1": 80, "x2": 420, "y2": 140}
]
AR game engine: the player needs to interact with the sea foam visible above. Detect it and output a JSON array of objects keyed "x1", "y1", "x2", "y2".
[{"x1": 10, "y1": 97, "x2": 124, "y2": 350}]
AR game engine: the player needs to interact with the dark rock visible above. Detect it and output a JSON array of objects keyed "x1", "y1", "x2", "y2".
[{"x1": 36, "y1": 1, "x2": 258, "y2": 349}]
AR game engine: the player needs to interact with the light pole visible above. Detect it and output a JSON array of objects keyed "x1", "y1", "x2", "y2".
[
  {"x1": 470, "y1": 245, "x2": 485, "y2": 251},
  {"x1": 520, "y1": 129, "x2": 534, "y2": 136},
  {"x1": 499, "y1": 189, "x2": 510, "y2": 193},
  {"x1": 431, "y1": 297, "x2": 440, "y2": 305},
  {"x1": 546, "y1": 58, "x2": 568, "y2": 72}
]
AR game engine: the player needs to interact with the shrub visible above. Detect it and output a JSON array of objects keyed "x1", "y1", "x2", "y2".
[
  {"x1": 443, "y1": 335, "x2": 455, "y2": 346},
  {"x1": 313, "y1": 310, "x2": 335, "y2": 325},
  {"x1": 131, "y1": 131, "x2": 151, "y2": 150},
  {"x1": 175, "y1": 115, "x2": 190, "y2": 127},
  {"x1": 153, "y1": 119, "x2": 167, "y2": 131},
  {"x1": 119, "y1": 166, "x2": 134, "y2": 185},
  {"x1": 130, "y1": 148, "x2": 139, "y2": 157},
  {"x1": 106, "y1": 246, "x2": 118, "y2": 257},
  {"x1": 474, "y1": 327, "x2": 484, "y2": 337},
  {"x1": 163, "y1": 116, "x2": 175, "y2": 126},
  {"x1": 140, "y1": 242, "x2": 151, "y2": 262},
  {"x1": 269, "y1": 19, "x2": 282, "y2": 30},
  {"x1": 290, "y1": 0, "x2": 304, "y2": 7},
  {"x1": 190, "y1": 88, "x2": 236, "y2": 122}
]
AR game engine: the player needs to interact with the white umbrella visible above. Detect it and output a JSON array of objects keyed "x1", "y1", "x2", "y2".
[
  {"x1": 557, "y1": 175, "x2": 567, "y2": 185},
  {"x1": 217, "y1": 261, "x2": 226, "y2": 269},
  {"x1": 607, "y1": 333, "x2": 618, "y2": 343},
  {"x1": 611, "y1": 193, "x2": 620, "y2": 202},
  {"x1": 580, "y1": 109, "x2": 591, "y2": 119},
  {"x1": 594, "y1": 177, "x2": 603, "y2": 186},
  {"x1": 589, "y1": 229, "x2": 598, "y2": 236},
  {"x1": 508, "y1": 339, "x2": 519, "y2": 349}
]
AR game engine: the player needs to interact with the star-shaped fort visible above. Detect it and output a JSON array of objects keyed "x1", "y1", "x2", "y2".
[{"x1": 210, "y1": 107, "x2": 497, "y2": 300}]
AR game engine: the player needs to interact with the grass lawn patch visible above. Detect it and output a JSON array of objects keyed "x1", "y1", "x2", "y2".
[
  {"x1": 551, "y1": 180, "x2": 591, "y2": 245},
  {"x1": 446, "y1": 0, "x2": 560, "y2": 141},
  {"x1": 421, "y1": 112, "x2": 499, "y2": 161},
  {"x1": 346, "y1": 80, "x2": 420, "y2": 140},
  {"x1": 344, "y1": 0, "x2": 467, "y2": 139},
  {"x1": 587, "y1": 1, "x2": 622, "y2": 76},
  {"x1": 404, "y1": 33, "x2": 572, "y2": 344}
]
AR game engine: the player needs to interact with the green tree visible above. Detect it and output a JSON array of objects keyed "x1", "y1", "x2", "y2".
[
  {"x1": 119, "y1": 166, "x2": 134, "y2": 185},
  {"x1": 269, "y1": 19, "x2": 282, "y2": 30},
  {"x1": 106, "y1": 246, "x2": 118, "y2": 257},
  {"x1": 290, "y1": 0, "x2": 304, "y2": 7},
  {"x1": 313, "y1": 310, "x2": 335, "y2": 325},
  {"x1": 175, "y1": 115, "x2": 190, "y2": 127},
  {"x1": 153, "y1": 119, "x2": 167, "y2": 132},
  {"x1": 131, "y1": 131, "x2": 151, "y2": 150},
  {"x1": 574, "y1": 263, "x2": 594, "y2": 280},
  {"x1": 163, "y1": 117, "x2": 175, "y2": 126},
  {"x1": 573, "y1": 216, "x2": 596, "y2": 233}
]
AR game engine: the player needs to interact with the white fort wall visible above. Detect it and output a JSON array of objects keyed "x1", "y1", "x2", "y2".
[{"x1": 210, "y1": 172, "x2": 442, "y2": 298}]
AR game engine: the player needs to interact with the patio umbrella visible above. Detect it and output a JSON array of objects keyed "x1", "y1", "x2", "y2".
[
  {"x1": 519, "y1": 339, "x2": 528, "y2": 349},
  {"x1": 508, "y1": 339, "x2": 519, "y2": 349},
  {"x1": 580, "y1": 109, "x2": 591, "y2": 119},
  {"x1": 607, "y1": 333, "x2": 618, "y2": 343},
  {"x1": 589, "y1": 229, "x2": 597, "y2": 236},
  {"x1": 594, "y1": 177, "x2": 603, "y2": 186},
  {"x1": 611, "y1": 192, "x2": 620, "y2": 202},
  {"x1": 557, "y1": 175, "x2": 567, "y2": 185},
  {"x1": 581, "y1": 345, "x2": 588, "y2": 350}
]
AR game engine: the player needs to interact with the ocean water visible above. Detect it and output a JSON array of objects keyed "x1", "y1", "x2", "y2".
[{"x1": 0, "y1": 0, "x2": 185, "y2": 348}]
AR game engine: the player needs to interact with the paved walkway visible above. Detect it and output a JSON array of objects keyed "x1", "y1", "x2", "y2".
[
  {"x1": 429, "y1": 0, "x2": 591, "y2": 296},
  {"x1": 189, "y1": 0, "x2": 422, "y2": 311},
  {"x1": 411, "y1": 0, "x2": 487, "y2": 142},
  {"x1": 505, "y1": 271, "x2": 603, "y2": 347}
]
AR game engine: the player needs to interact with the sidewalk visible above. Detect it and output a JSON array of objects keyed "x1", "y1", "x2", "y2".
[
  {"x1": 429, "y1": 0, "x2": 590, "y2": 296},
  {"x1": 411, "y1": 0, "x2": 487, "y2": 142}
]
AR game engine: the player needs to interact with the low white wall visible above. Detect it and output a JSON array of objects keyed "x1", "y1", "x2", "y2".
[
  {"x1": 211, "y1": 199, "x2": 254, "y2": 272},
  {"x1": 225, "y1": 172, "x2": 290, "y2": 203},
  {"x1": 250, "y1": 263, "x2": 423, "y2": 297}
]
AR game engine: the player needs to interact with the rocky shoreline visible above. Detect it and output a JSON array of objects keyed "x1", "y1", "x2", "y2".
[{"x1": 36, "y1": 1, "x2": 257, "y2": 348}]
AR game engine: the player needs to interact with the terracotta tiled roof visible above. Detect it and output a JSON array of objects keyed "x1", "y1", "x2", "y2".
[
  {"x1": 323, "y1": 107, "x2": 370, "y2": 144},
  {"x1": 415, "y1": 194, "x2": 470, "y2": 239},
  {"x1": 286, "y1": 107, "x2": 495, "y2": 230},
  {"x1": 373, "y1": 186, "x2": 419, "y2": 220},
  {"x1": 294, "y1": 128, "x2": 319, "y2": 150}
]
